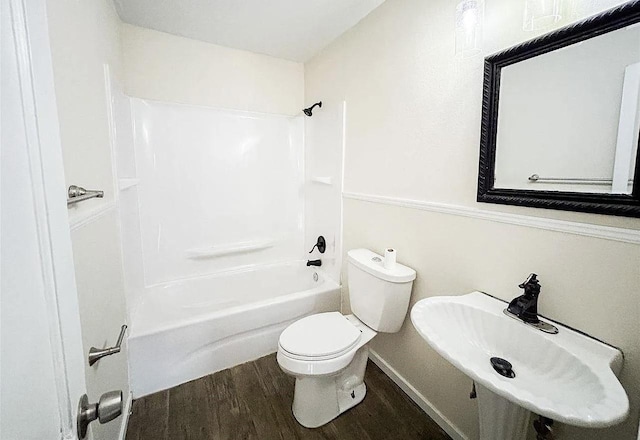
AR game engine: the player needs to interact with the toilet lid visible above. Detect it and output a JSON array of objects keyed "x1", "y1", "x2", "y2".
[{"x1": 279, "y1": 312, "x2": 362, "y2": 359}]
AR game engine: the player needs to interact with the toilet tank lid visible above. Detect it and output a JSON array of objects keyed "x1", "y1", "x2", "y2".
[{"x1": 347, "y1": 249, "x2": 416, "y2": 283}]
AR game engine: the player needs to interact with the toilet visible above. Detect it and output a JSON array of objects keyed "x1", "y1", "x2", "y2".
[{"x1": 277, "y1": 248, "x2": 416, "y2": 428}]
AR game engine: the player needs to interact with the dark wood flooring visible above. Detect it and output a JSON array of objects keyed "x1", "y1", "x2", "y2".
[{"x1": 126, "y1": 354, "x2": 452, "y2": 440}]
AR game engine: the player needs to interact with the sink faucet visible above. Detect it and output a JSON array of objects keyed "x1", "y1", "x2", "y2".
[
  {"x1": 307, "y1": 259, "x2": 322, "y2": 267},
  {"x1": 504, "y1": 274, "x2": 558, "y2": 334},
  {"x1": 507, "y1": 273, "x2": 541, "y2": 323}
]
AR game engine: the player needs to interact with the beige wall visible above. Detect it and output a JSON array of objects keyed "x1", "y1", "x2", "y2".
[
  {"x1": 342, "y1": 200, "x2": 639, "y2": 440},
  {"x1": 121, "y1": 23, "x2": 304, "y2": 115},
  {"x1": 46, "y1": 1, "x2": 130, "y2": 439},
  {"x1": 47, "y1": 0, "x2": 122, "y2": 212},
  {"x1": 305, "y1": 0, "x2": 640, "y2": 439}
]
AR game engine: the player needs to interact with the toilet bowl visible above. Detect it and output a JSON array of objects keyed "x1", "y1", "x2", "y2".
[
  {"x1": 277, "y1": 248, "x2": 416, "y2": 428},
  {"x1": 277, "y1": 312, "x2": 377, "y2": 428}
]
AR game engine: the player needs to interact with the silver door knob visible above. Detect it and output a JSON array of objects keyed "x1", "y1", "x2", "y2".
[{"x1": 77, "y1": 390, "x2": 123, "y2": 439}]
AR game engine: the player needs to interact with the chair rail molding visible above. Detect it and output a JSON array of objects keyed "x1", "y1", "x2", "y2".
[{"x1": 343, "y1": 192, "x2": 640, "y2": 245}]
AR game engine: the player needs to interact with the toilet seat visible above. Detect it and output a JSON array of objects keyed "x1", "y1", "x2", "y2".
[
  {"x1": 277, "y1": 313, "x2": 375, "y2": 377},
  {"x1": 279, "y1": 312, "x2": 361, "y2": 360}
]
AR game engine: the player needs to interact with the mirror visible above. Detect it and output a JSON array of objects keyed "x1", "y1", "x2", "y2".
[{"x1": 478, "y1": 2, "x2": 640, "y2": 217}]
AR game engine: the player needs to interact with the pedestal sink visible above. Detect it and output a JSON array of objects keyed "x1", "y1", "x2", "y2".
[{"x1": 411, "y1": 292, "x2": 629, "y2": 440}]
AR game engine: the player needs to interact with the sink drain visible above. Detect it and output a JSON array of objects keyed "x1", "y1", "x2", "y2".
[{"x1": 490, "y1": 357, "x2": 515, "y2": 378}]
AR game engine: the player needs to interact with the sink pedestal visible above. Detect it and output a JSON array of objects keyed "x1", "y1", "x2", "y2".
[{"x1": 477, "y1": 384, "x2": 531, "y2": 440}]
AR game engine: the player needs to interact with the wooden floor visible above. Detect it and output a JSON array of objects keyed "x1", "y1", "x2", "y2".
[{"x1": 126, "y1": 354, "x2": 452, "y2": 440}]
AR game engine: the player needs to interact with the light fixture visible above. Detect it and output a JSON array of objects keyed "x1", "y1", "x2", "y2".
[
  {"x1": 455, "y1": 0, "x2": 484, "y2": 58},
  {"x1": 523, "y1": 0, "x2": 563, "y2": 31}
]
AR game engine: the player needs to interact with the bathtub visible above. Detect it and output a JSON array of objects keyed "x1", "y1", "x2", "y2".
[{"x1": 127, "y1": 262, "x2": 340, "y2": 397}]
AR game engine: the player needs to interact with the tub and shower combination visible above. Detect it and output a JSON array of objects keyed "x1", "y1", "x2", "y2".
[{"x1": 113, "y1": 96, "x2": 344, "y2": 397}]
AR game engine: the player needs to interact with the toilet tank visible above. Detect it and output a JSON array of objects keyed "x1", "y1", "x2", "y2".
[{"x1": 347, "y1": 249, "x2": 416, "y2": 333}]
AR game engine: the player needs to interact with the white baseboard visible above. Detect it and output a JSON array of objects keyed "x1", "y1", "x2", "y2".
[
  {"x1": 118, "y1": 392, "x2": 133, "y2": 440},
  {"x1": 368, "y1": 350, "x2": 469, "y2": 440}
]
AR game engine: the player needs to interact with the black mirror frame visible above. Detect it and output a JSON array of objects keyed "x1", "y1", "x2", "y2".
[{"x1": 477, "y1": 0, "x2": 640, "y2": 218}]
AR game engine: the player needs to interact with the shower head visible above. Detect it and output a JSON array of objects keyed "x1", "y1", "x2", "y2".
[{"x1": 303, "y1": 101, "x2": 322, "y2": 117}]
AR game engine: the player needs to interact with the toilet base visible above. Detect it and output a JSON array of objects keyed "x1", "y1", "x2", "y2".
[
  {"x1": 291, "y1": 346, "x2": 369, "y2": 428},
  {"x1": 338, "y1": 381, "x2": 367, "y2": 415}
]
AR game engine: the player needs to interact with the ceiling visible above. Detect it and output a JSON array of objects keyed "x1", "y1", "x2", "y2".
[{"x1": 113, "y1": 0, "x2": 386, "y2": 62}]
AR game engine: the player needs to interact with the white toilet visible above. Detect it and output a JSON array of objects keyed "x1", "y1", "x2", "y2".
[{"x1": 277, "y1": 248, "x2": 416, "y2": 428}]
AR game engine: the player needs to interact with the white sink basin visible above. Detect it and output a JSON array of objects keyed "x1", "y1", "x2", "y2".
[{"x1": 411, "y1": 292, "x2": 628, "y2": 429}]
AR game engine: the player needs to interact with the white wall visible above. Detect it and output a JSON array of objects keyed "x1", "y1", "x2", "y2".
[
  {"x1": 70, "y1": 212, "x2": 130, "y2": 439},
  {"x1": 107, "y1": 74, "x2": 145, "y2": 313},
  {"x1": 305, "y1": 0, "x2": 640, "y2": 439},
  {"x1": 304, "y1": 100, "x2": 346, "y2": 282},
  {"x1": 121, "y1": 23, "x2": 304, "y2": 116},
  {"x1": 118, "y1": 22, "x2": 347, "y2": 288},
  {"x1": 46, "y1": 0, "x2": 131, "y2": 438},
  {"x1": 1, "y1": 7, "x2": 60, "y2": 436},
  {"x1": 130, "y1": 99, "x2": 305, "y2": 287}
]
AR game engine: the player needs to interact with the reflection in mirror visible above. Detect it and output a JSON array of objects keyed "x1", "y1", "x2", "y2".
[
  {"x1": 478, "y1": 1, "x2": 640, "y2": 217},
  {"x1": 494, "y1": 23, "x2": 640, "y2": 195}
]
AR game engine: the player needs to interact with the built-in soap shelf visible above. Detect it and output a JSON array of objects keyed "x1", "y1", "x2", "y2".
[
  {"x1": 185, "y1": 239, "x2": 275, "y2": 260},
  {"x1": 310, "y1": 176, "x2": 333, "y2": 186},
  {"x1": 119, "y1": 178, "x2": 140, "y2": 191}
]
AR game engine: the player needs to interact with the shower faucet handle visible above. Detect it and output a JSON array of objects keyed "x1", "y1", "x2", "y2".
[{"x1": 308, "y1": 236, "x2": 326, "y2": 254}]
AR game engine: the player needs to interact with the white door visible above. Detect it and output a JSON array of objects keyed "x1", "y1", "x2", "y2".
[{"x1": 1, "y1": 0, "x2": 89, "y2": 439}]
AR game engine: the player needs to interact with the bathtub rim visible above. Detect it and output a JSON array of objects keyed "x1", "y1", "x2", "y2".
[
  {"x1": 144, "y1": 259, "x2": 329, "y2": 291},
  {"x1": 129, "y1": 271, "x2": 340, "y2": 339}
]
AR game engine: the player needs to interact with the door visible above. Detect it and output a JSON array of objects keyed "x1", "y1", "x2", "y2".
[{"x1": 1, "y1": 0, "x2": 88, "y2": 438}]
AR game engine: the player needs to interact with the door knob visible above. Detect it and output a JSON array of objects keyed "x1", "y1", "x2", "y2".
[{"x1": 77, "y1": 390, "x2": 123, "y2": 439}]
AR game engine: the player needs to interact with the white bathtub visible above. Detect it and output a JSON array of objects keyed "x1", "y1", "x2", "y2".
[{"x1": 127, "y1": 262, "x2": 340, "y2": 397}]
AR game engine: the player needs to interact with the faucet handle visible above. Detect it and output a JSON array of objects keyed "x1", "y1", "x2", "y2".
[
  {"x1": 518, "y1": 273, "x2": 540, "y2": 296},
  {"x1": 308, "y1": 236, "x2": 326, "y2": 254},
  {"x1": 518, "y1": 273, "x2": 537, "y2": 287}
]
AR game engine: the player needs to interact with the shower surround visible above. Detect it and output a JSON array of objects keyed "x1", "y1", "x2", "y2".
[{"x1": 114, "y1": 97, "x2": 343, "y2": 397}]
